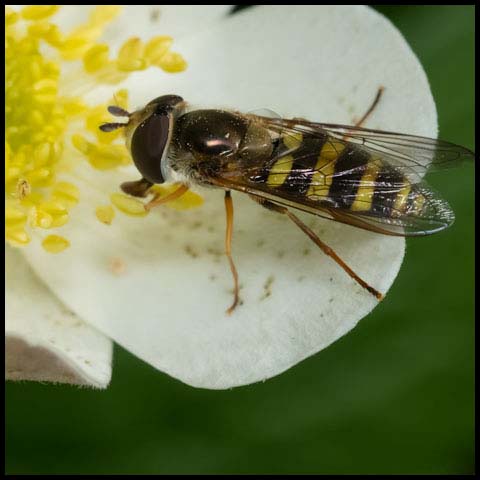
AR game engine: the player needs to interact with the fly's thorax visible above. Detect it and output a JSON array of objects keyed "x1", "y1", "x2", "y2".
[
  {"x1": 238, "y1": 118, "x2": 274, "y2": 164},
  {"x1": 173, "y1": 109, "x2": 249, "y2": 157},
  {"x1": 169, "y1": 109, "x2": 275, "y2": 184}
]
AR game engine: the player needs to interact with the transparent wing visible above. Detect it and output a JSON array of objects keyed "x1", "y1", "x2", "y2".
[
  {"x1": 209, "y1": 115, "x2": 473, "y2": 237},
  {"x1": 324, "y1": 183, "x2": 455, "y2": 236},
  {"x1": 256, "y1": 116, "x2": 474, "y2": 182}
]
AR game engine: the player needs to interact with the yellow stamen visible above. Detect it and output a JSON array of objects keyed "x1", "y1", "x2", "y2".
[
  {"x1": 117, "y1": 37, "x2": 147, "y2": 72},
  {"x1": 5, "y1": 5, "x2": 188, "y2": 253},
  {"x1": 6, "y1": 228, "x2": 31, "y2": 247},
  {"x1": 6, "y1": 203, "x2": 28, "y2": 228},
  {"x1": 144, "y1": 36, "x2": 173, "y2": 64},
  {"x1": 28, "y1": 22, "x2": 63, "y2": 47},
  {"x1": 38, "y1": 201, "x2": 69, "y2": 228},
  {"x1": 21, "y1": 5, "x2": 59, "y2": 21},
  {"x1": 83, "y1": 44, "x2": 110, "y2": 73},
  {"x1": 42, "y1": 234, "x2": 70, "y2": 253},
  {"x1": 150, "y1": 185, "x2": 205, "y2": 210},
  {"x1": 89, "y1": 6, "x2": 122, "y2": 24},
  {"x1": 110, "y1": 193, "x2": 149, "y2": 217},
  {"x1": 157, "y1": 51, "x2": 188, "y2": 73},
  {"x1": 5, "y1": 8, "x2": 19, "y2": 25},
  {"x1": 52, "y1": 182, "x2": 80, "y2": 208},
  {"x1": 16, "y1": 179, "x2": 31, "y2": 200},
  {"x1": 96, "y1": 205, "x2": 115, "y2": 225}
]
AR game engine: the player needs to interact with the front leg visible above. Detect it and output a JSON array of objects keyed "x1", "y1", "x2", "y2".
[
  {"x1": 120, "y1": 178, "x2": 153, "y2": 198},
  {"x1": 144, "y1": 184, "x2": 189, "y2": 211}
]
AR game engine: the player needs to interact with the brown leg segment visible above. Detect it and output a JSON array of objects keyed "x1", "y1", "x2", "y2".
[
  {"x1": 145, "y1": 183, "x2": 189, "y2": 211},
  {"x1": 224, "y1": 190, "x2": 240, "y2": 314},
  {"x1": 286, "y1": 210, "x2": 383, "y2": 300},
  {"x1": 354, "y1": 86, "x2": 384, "y2": 128},
  {"x1": 121, "y1": 178, "x2": 153, "y2": 198},
  {"x1": 252, "y1": 196, "x2": 383, "y2": 300}
]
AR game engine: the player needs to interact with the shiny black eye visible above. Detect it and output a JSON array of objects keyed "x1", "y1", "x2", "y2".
[{"x1": 130, "y1": 113, "x2": 171, "y2": 184}]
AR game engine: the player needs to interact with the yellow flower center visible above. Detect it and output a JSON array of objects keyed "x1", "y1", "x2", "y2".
[{"x1": 5, "y1": 5, "x2": 194, "y2": 253}]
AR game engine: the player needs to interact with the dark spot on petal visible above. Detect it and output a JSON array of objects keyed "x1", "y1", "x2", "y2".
[
  {"x1": 150, "y1": 8, "x2": 160, "y2": 22},
  {"x1": 184, "y1": 245, "x2": 199, "y2": 258},
  {"x1": 260, "y1": 275, "x2": 275, "y2": 301}
]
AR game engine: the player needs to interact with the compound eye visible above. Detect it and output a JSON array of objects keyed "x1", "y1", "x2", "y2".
[
  {"x1": 130, "y1": 113, "x2": 171, "y2": 184},
  {"x1": 146, "y1": 94, "x2": 183, "y2": 112}
]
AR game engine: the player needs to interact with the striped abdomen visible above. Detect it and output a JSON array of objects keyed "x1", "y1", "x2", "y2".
[{"x1": 249, "y1": 131, "x2": 426, "y2": 218}]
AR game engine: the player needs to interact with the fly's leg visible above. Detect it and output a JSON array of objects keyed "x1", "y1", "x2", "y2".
[
  {"x1": 286, "y1": 210, "x2": 384, "y2": 300},
  {"x1": 224, "y1": 190, "x2": 240, "y2": 314},
  {"x1": 342, "y1": 87, "x2": 384, "y2": 142},
  {"x1": 121, "y1": 178, "x2": 153, "y2": 198},
  {"x1": 251, "y1": 196, "x2": 384, "y2": 301},
  {"x1": 121, "y1": 179, "x2": 189, "y2": 210},
  {"x1": 354, "y1": 86, "x2": 384, "y2": 128},
  {"x1": 144, "y1": 183, "x2": 189, "y2": 211}
]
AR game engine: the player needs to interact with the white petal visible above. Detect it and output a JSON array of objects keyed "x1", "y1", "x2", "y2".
[
  {"x1": 50, "y1": 5, "x2": 232, "y2": 44},
  {"x1": 125, "y1": 5, "x2": 437, "y2": 136},
  {"x1": 103, "y1": 5, "x2": 233, "y2": 45},
  {"x1": 23, "y1": 5, "x2": 436, "y2": 389},
  {"x1": 6, "y1": 246, "x2": 112, "y2": 388}
]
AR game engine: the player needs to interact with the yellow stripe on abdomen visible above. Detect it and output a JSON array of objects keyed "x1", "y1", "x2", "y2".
[
  {"x1": 393, "y1": 184, "x2": 411, "y2": 214},
  {"x1": 307, "y1": 140, "x2": 345, "y2": 198},
  {"x1": 283, "y1": 132, "x2": 303, "y2": 150},
  {"x1": 267, "y1": 155, "x2": 294, "y2": 187},
  {"x1": 350, "y1": 161, "x2": 379, "y2": 212}
]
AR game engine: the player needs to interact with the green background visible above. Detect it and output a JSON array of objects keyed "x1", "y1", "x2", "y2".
[{"x1": 5, "y1": 5, "x2": 474, "y2": 475}]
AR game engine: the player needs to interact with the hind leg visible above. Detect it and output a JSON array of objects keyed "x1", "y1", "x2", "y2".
[
  {"x1": 353, "y1": 86, "x2": 384, "y2": 128},
  {"x1": 250, "y1": 195, "x2": 383, "y2": 300}
]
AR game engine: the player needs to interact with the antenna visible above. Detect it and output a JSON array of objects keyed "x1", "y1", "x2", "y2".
[
  {"x1": 99, "y1": 122, "x2": 127, "y2": 132},
  {"x1": 107, "y1": 105, "x2": 131, "y2": 117}
]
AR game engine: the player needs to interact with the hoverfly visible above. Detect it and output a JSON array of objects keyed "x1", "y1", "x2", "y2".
[{"x1": 100, "y1": 89, "x2": 474, "y2": 313}]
